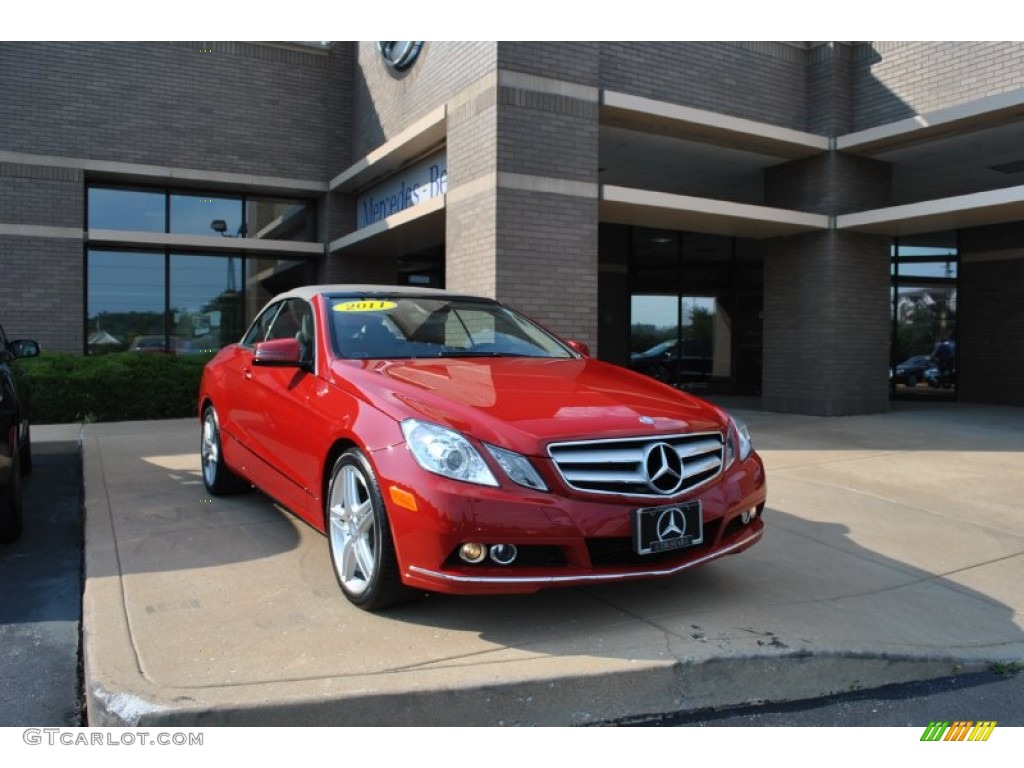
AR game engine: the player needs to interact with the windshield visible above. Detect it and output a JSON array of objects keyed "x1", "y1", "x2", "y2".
[{"x1": 327, "y1": 295, "x2": 575, "y2": 360}]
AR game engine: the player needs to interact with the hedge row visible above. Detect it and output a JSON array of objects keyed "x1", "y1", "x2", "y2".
[{"x1": 20, "y1": 351, "x2": 214, "y2": 424}]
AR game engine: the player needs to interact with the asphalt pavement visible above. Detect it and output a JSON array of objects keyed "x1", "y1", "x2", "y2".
[
  {"x1": 74, "y1": 401, "x2": 1024, "y2": 725},
  {"x1": 0, "y1": 432, "x2": 83, "y2": 726}
]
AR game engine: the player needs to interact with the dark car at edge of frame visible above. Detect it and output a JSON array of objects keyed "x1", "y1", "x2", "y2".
[{"x1": 1, "y1": 323, "x2": 40, "y2": 542}]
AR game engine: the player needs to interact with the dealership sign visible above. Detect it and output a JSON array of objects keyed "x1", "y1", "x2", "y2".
[
  {"x1": 357, "y1": 152, "x2": 447, "y2": 229},
  {"x1": 378, "y1": 41, "x2": 423, "y2": 71}
]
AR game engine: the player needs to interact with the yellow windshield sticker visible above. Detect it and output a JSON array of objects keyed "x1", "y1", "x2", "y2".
[{"x1": 333, "y1": 300, "x2": 397, "y2": 312}]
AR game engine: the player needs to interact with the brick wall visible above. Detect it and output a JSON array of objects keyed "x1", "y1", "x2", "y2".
[
  {"x1": 852, "y1": 42, "x2": 1024, "y2": 130},
  {"x1": 499, "y1": 42, "x2": 600, "y2": 85},
  {"x1": 0, "y1": 163, "x2": 83, "y2": 226},
  {"x1": 0, "y1": 236, "x2": 83, "y2": 352},
  {"x1": 0, "y1": 41, "x2": 336, "y2": 180},
  {"x1": 599, "y1": 42, "x2": 809, "y2": 131},
  {"x1": 0, "y1": 162, "x2": 84, "y2": 351},
  {"x1": 353, "y1": 42, "x2": 496, "y2": 159}
]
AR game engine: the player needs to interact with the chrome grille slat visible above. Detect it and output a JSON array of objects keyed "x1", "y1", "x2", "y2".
[
  {"x1": 548, "y1": 432, "x2": 725, "y2": 497},
  {"x1": 682, "y1": 455, "x2": 721, "y2": 478},
  {"x1": 554, "y1": 448, "x2": 646, "y2": 465},
  {"x1": 675, "y1": 438, "x2": 723, "y2": 458},
  {"x1": 562, "y1": 469, "x2": 647, "y2": 484}
]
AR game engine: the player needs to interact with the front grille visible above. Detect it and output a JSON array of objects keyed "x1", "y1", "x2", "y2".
[{"x1": 548, "y1": 432, "x2": 725, "y2": 497}]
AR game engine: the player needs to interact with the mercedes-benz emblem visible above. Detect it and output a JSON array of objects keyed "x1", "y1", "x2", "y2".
[
  {"x1": 378, "y1": 41, "x2": 423, "y2": 72},
  {"x1": 643, "y1": 442, "x2": 684, "y2": 494},
  {"x1": 656, "y1": 507, "x2": 686, "y2": 542}
]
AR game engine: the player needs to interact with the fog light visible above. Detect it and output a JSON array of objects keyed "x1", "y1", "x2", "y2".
[
  {"x1": 741, "y1": 509, "x2": 752, "y2": 524},
  {"x1": 489, "y1": 543, "x2": 518, "y2": 566},
  {"x1": 459, "y1": 542, "x2": 488, "y2": 564}
]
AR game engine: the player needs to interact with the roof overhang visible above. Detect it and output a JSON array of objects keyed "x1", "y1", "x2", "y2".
[
  {"x1": 838, "y1": 88, "x2": 1024, "y2": 156},
  {"x1": 601, "y1": 90, "x2": 828, "y2": 160},
  {"x1": 600, "y1": 185, "x2": 828, "y2": 239},
  {"x1": 837, "y1": 185, "x2": 1024, "y2": 236}
]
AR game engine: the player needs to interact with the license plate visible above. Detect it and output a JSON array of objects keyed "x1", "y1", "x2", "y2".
[{"x1": 633, "y1": 501, "x2": 703, "y2": 555}]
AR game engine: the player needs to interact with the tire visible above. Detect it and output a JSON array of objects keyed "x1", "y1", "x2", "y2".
[
  {"x1": 19, "y1": 426, "x2": 32, "y2": 476},
  {"x1": 326, "y1": 448, "x2": 412, "y2": 611},
  {"x1": 0, "y1": 448, "x2": 24, "y2": 543},
  {"x1": 200, "y1": 406, "x2": 248, "y2": 495}
]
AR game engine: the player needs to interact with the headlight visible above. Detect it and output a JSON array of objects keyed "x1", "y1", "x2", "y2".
[
  {"x1": 485, "y1": 444, "x2": 548, "y2": 491},
  {"x1": 725, "y1": 412, "x2": 753, "y2": 467},
  {"x1": 401, "y1": 420, "x2": 498, "y2": 487}
]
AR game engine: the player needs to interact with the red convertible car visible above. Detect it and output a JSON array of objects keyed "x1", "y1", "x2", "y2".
[{"x1": 199, "y1": 286, "x2": 766, "y2": 610}]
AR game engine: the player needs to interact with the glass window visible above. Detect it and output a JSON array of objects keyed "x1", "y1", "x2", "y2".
[
  {"x1": 630, "y1": 295, "x2": 718, "y2": 384},
  {"x1": 242, "y1": 302, "x2": 282, "y2": 347},
  {"x1": 87, "y1": 250, "x2": 166, "y2": 354},
  {"x1": 170, "y1": 194, "x2": 244, "y2": 237},
  {"x1": 170, "y1": 254, "x2": 244, "y2": 354},
  {"x1": 246, "y1": 198, "x2": 315, "y2": 241},
  {"x1": 88, "y1": 188, "x2": 166, "y2": 233},
  {"x1": 329, "y1": 296, "x2": 573, "y2": 360},
  {"x1": 891, "y1": 234, "x2": 958, "y2": 398}
]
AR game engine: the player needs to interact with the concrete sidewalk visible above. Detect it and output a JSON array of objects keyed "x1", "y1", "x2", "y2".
[{"x1": 78, "y1": 402, "x2": 1024, "y2": 725}]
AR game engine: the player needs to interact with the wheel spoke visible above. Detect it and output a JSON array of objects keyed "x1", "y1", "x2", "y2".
[
  {"x1": 353, "y1": 537, "x2": 374, "y2": 581},
  {"x1": 353, "y1": 500, "x2": 373, "y2": 534},
  {"x1": 341, "y1": 535, "x2": 361, "y2": 583}
]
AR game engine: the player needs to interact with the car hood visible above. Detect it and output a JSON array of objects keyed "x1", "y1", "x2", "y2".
[{"x1": 329, "y1": 357, "x2": 725, "y2": 455}]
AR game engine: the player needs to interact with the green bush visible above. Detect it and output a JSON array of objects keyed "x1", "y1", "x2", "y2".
[{"x1": 20, "y1": 351, "x2": 214, "y2": 424}]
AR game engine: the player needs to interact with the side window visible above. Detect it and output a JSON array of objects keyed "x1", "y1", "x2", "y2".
[
  {"x1": 261, "y1": 299, "x2": 314, "y2": 364},
  {"x1": 242, "y1": 303, "x2": 282, "y2": 347},
  {"x1": 265, "y1": 299, "x2": 302, "y2": 341},
  {"x1": 282, "y1": 300, "x2": 314, "y2": 364}
]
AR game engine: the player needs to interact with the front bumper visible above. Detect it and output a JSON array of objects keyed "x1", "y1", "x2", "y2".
[{"x1": 369, "y1": 442, "x2": 767, "y2": 595}]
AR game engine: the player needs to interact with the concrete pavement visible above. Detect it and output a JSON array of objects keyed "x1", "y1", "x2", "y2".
[{"x1": 80, "y1": 402, "x2": 1024, "y2": 725}]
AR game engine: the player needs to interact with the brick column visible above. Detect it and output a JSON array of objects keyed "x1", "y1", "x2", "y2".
[
  {"x1": 446, "y1": 45, "x2": 600, "y2": 351},
  {"x1": 762, "y1": 147, "x2": 893, "y2": 415},
  {"x1": 762, "y1": 230, "x2": 892, "y2": 415}
]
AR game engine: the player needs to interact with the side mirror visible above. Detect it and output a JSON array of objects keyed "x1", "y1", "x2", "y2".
[
  {"x1": 566, "y1": 339, "x2": 590, "y2": 358},
  {"x1": 11, "y1": 339, "x2": 40, "y2": 359},
  {"x1": 253, "y1": 338, "x2": 304, "y2": 367}
]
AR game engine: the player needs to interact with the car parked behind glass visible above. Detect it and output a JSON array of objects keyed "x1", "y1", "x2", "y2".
[
  {"x1": 1, "y1": 323, "x2": 40, "y2": 542},
  {"x1": 890, "y1": 354, "x2": 934, "y2": 388}
]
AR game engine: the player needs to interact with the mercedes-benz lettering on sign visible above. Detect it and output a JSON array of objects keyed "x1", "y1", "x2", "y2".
[{"x1": 378, "y1": 41, "x2": 423, "y2": 71}]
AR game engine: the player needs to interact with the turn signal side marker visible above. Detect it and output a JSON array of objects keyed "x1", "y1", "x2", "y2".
[{"x1": 389, "y1": 486, "x2": 419, "y2": 512}]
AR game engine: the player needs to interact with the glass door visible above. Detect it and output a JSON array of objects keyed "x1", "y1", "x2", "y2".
[{"x1": 891, "y1": 233, "x2": 958, "y2": 399}]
